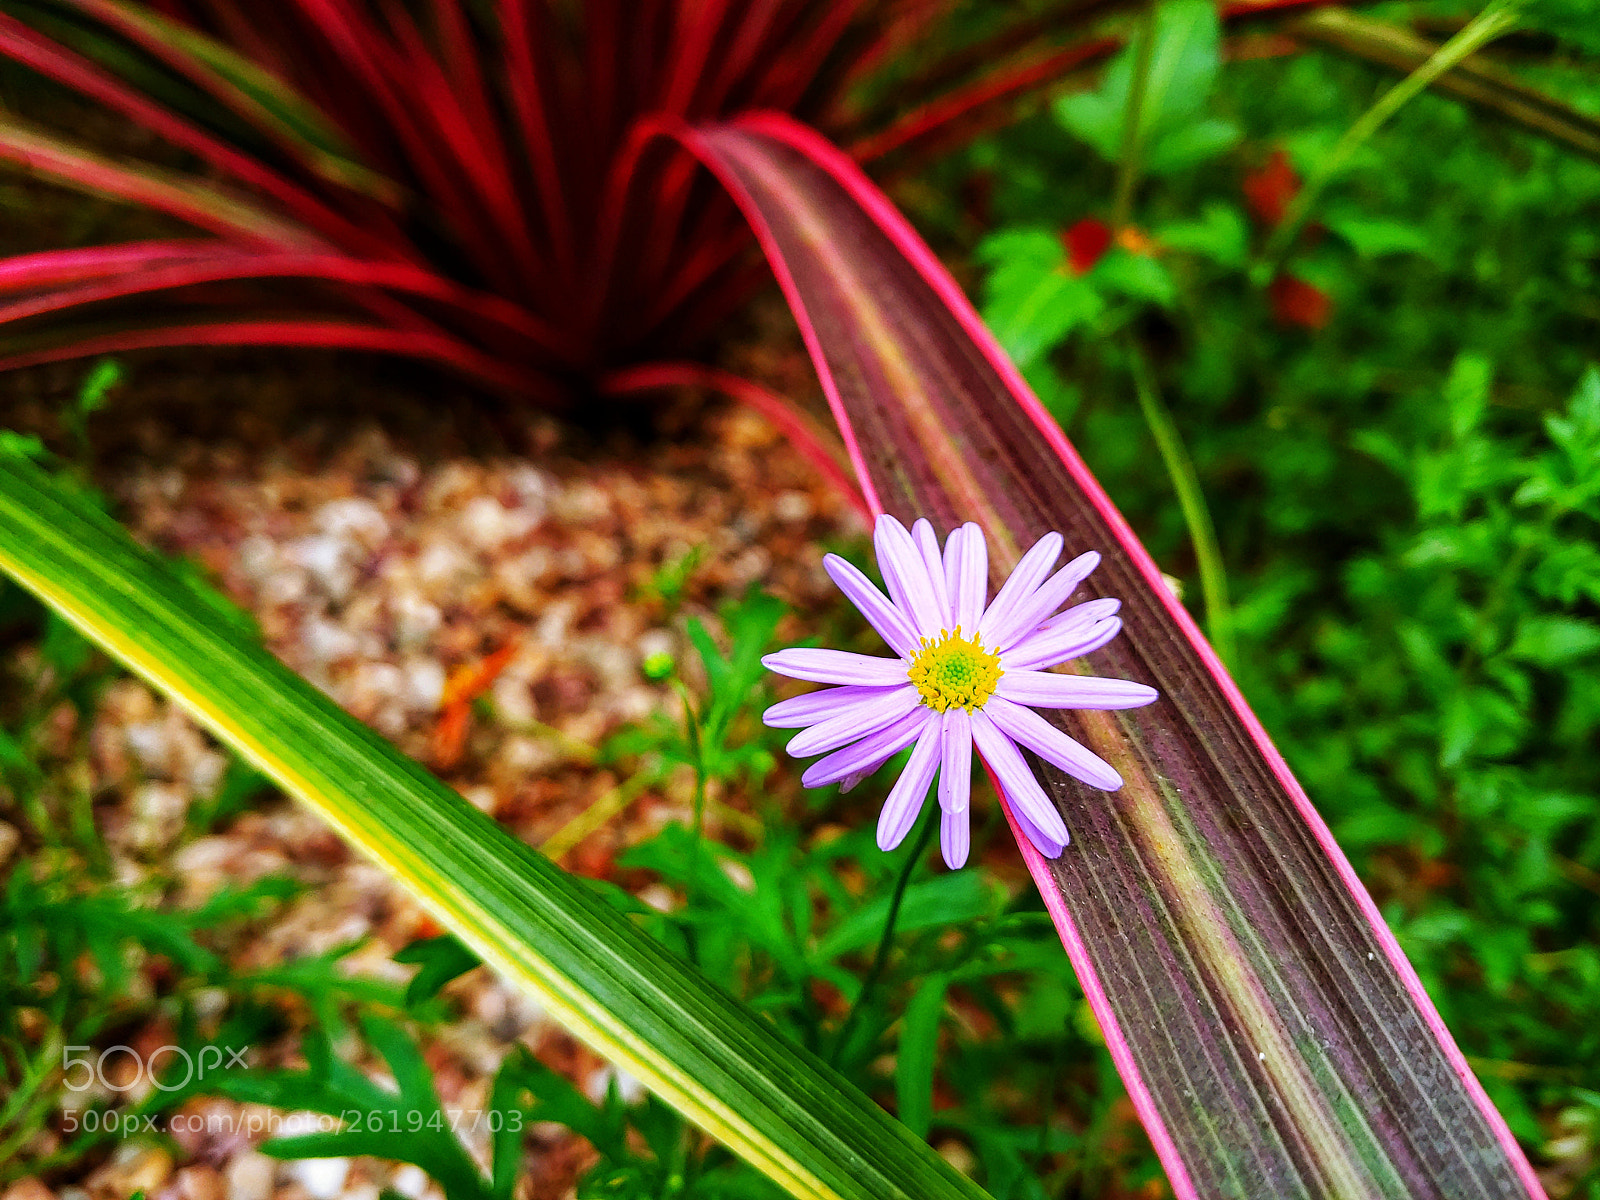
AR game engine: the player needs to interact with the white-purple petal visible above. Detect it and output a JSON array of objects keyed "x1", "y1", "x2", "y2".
[
  {"x1": 875, "y1": 514, "x2": 946, "y2": 636},
  {"x1": 823, "y1": 553, "x2": 919, "y2": 658},
  {"x1": 1025, "y1": 616, "x2": 1121, "y2": 669},
  {"x1": 762, "y1": 647, "x2": 909, "y2": 687},
  {"x1": 802, "y1": 707, "x2": 932, "y2": 788},
  {"x1": 876, "y1": 719, "x2": 942, "y2": 851},
  {"x1": 984, "y1": 695, "x2": 1123, "y2": 791},
  {"x1": 977, "y1": 531, "x2": 1062, "y2": 645},
  {"x1": 1001, "y1": 599, "x2": 1122, "y2": 671},
  {"x1": 912, "y1": 518, "x2": 954, "y2": 629},
  {"x1": 941, "y1": 808, "x2": 970, "y2": 869},
  {"x1": 763, "y1": 684, "x2": 899, "y2": 729},
  {"x1": 786, "y1": 685, "x2": 920, "y2": 757},
  {"x1": 969, "y1": 710, "x2": 1071, "y2": 854},
  {"x1": 1007, "y1": 802, "x2": 1068, "y2": 859},
  {"x1": 939, "y1": 707, "x2": 972, "y2": 815},
  {"x1": 943, "y1": 523, "x2": 988, "y2": 635},
  {"x1": 1066, "y1": 617, "x2": 1123, "y2": 661},
  {"x1": 994, "y1": 671, "x2": 1158, "y2": 711},
  {"x1": 986, "y1": 551, "x2": 1101, "y2": 652}
]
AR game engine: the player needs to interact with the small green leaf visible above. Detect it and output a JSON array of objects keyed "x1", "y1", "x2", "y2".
[
  {"x1": 1324, "y1": 215, "x2": 1433, "y2": 261},
  {"x1": 75, "y1": 358, "x2": 123, "y2": 416},
  {"x1": 1443, "y1": 353, "x2": 1493, "y2": 441},
  {"x1": 818, "y1": 873, "x2": 994, "y2": 961},
  {"x1": 1055, "y1": 0, "x2": 1229, "y2": 173},
  {"x1": 1509, "y1": 616, "x2": 1600, "y2": 666},
  {"x1": 1146, "y1": 117, "x2": 1240, "y2": 174},
  {"x1": 1091, "y1": 248, "x2": 1176, "y2": 308},
  {"x1": 978, "y1": 229, "x2": 1103, "y2": 367},
  {"x1": 1156, "y1": 203, "x2": 1248, "y2": 267},
  {"x1": 501, "y1": 1048, "x2": 630, "y2": 1159},
  {"x1": 396, "y1": 934, "x2": 483, "y2": 1006},
  {"x1": 1473, "y1": 926, "x2": 1528, "y2": 996}
]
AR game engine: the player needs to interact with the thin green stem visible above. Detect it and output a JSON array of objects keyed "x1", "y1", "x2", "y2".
[
  {"x1": 538, "y1": 757, "x2": 664, "y2": 861},
  {"x1": 1124, "y1": 335, "x2": 1236, "y2": 669},
  {"x1": 1260, "y1": 0, "x2": 1521, "y2": 275},
  {"x1": 1110, "y1": 0, "x2": 1159, "y2": 233},
  {"x1": 498, "y1": 714, "x2": 598, "y2": 763},
  {"x1": 674, "y1": 679, "x2": 708, "y2": 966},
  {"x1": 829, "y1": 805, "x2": 938, "y2": 1066},
  {"x1": 0, "y1": 1031, "x2": 62, "y2": 1176}
]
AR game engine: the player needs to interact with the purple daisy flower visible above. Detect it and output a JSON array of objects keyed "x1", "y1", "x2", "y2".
[{"x1": 763, "y1": 515, "x2": 1158, "y2": 869}]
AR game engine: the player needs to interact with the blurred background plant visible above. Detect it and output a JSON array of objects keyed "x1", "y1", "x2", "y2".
[
  {"x1": 1, "y1": 0, "x2": 1599, "y2": 1196},
  {"x1": 952, "y1": 0, "x2": 1600, "y2": 1190},
  {"x1": 0, "y1": 0, "x2": 1212, "y2": 409},
  {"x1": 3, "y1": 0, "x2": 1552, "y2": 419}
]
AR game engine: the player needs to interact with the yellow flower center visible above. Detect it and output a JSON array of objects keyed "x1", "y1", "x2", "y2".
[{"x1": 907, "y1": 626, "x2": 1003, "y2": 712}]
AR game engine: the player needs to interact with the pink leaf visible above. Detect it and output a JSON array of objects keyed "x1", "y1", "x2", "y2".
[{"x1": 681, "y1": 112, "x2": 1546, "y2": 1200}]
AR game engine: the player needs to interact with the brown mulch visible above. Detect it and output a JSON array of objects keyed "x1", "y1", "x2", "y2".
[{"x1": 0, "y1": 349, "x2": 867, "y2": 1200}]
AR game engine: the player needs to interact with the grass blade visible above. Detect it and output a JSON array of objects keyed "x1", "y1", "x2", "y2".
[{"x1": 1289, "y1": 7, "x2": 1600, "y2": 164}]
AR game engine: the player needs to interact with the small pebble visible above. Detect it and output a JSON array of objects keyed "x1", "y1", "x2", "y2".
[{"x1": 285, "y1": 1158, "x2": 348, "y2": 1200}]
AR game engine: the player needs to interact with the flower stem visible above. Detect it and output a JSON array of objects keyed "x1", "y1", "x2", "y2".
[
  {"x1": 1259, "y1": 0, "x2": 1521, "y2": 276},
  {"x1": 1124, "y1": 335, "x2": 1236, "y2": 669},
  {"x1": 829, "y1": 804, "x2": 938, "y2": 1066},
  {"x1": 675, "y1": 679, "x2": 708, "y2": 966},
  {"x1": 1110, "y1": 0, "x2": 1159, "y2": 234}
]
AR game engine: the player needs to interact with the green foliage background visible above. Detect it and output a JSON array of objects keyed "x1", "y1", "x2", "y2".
[{"x1": 937, "y1": 0, "x2": 1600, "y2": 1182}]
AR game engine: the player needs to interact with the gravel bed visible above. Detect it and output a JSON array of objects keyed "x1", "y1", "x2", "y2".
[{"x1": 2, "y1": 366, "x2": 864, "y2": 1200}]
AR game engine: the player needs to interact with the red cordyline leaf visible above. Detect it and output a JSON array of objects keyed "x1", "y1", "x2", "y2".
[
  {"x1": 1, "y1": 0, "x2": 1362, "y2": 402},
  {"x1": 0, "y1": 243, "x2": 564, "y2": 345},
  {"x1": 601, "y1": 361, "x2": 871, "y2": 522},
  {"x1": 0, "y1": 112, "x2": 317, "y2": 247},
  {"x1": 3, "y1": 0, "x2": 891, "y2": 373},
  {"x1": 0, "y1": 320, "x2": 562, "y2": 402},
  {"x1": 678, "y1": 112, "x2": 1546, "y2": 1200}
]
